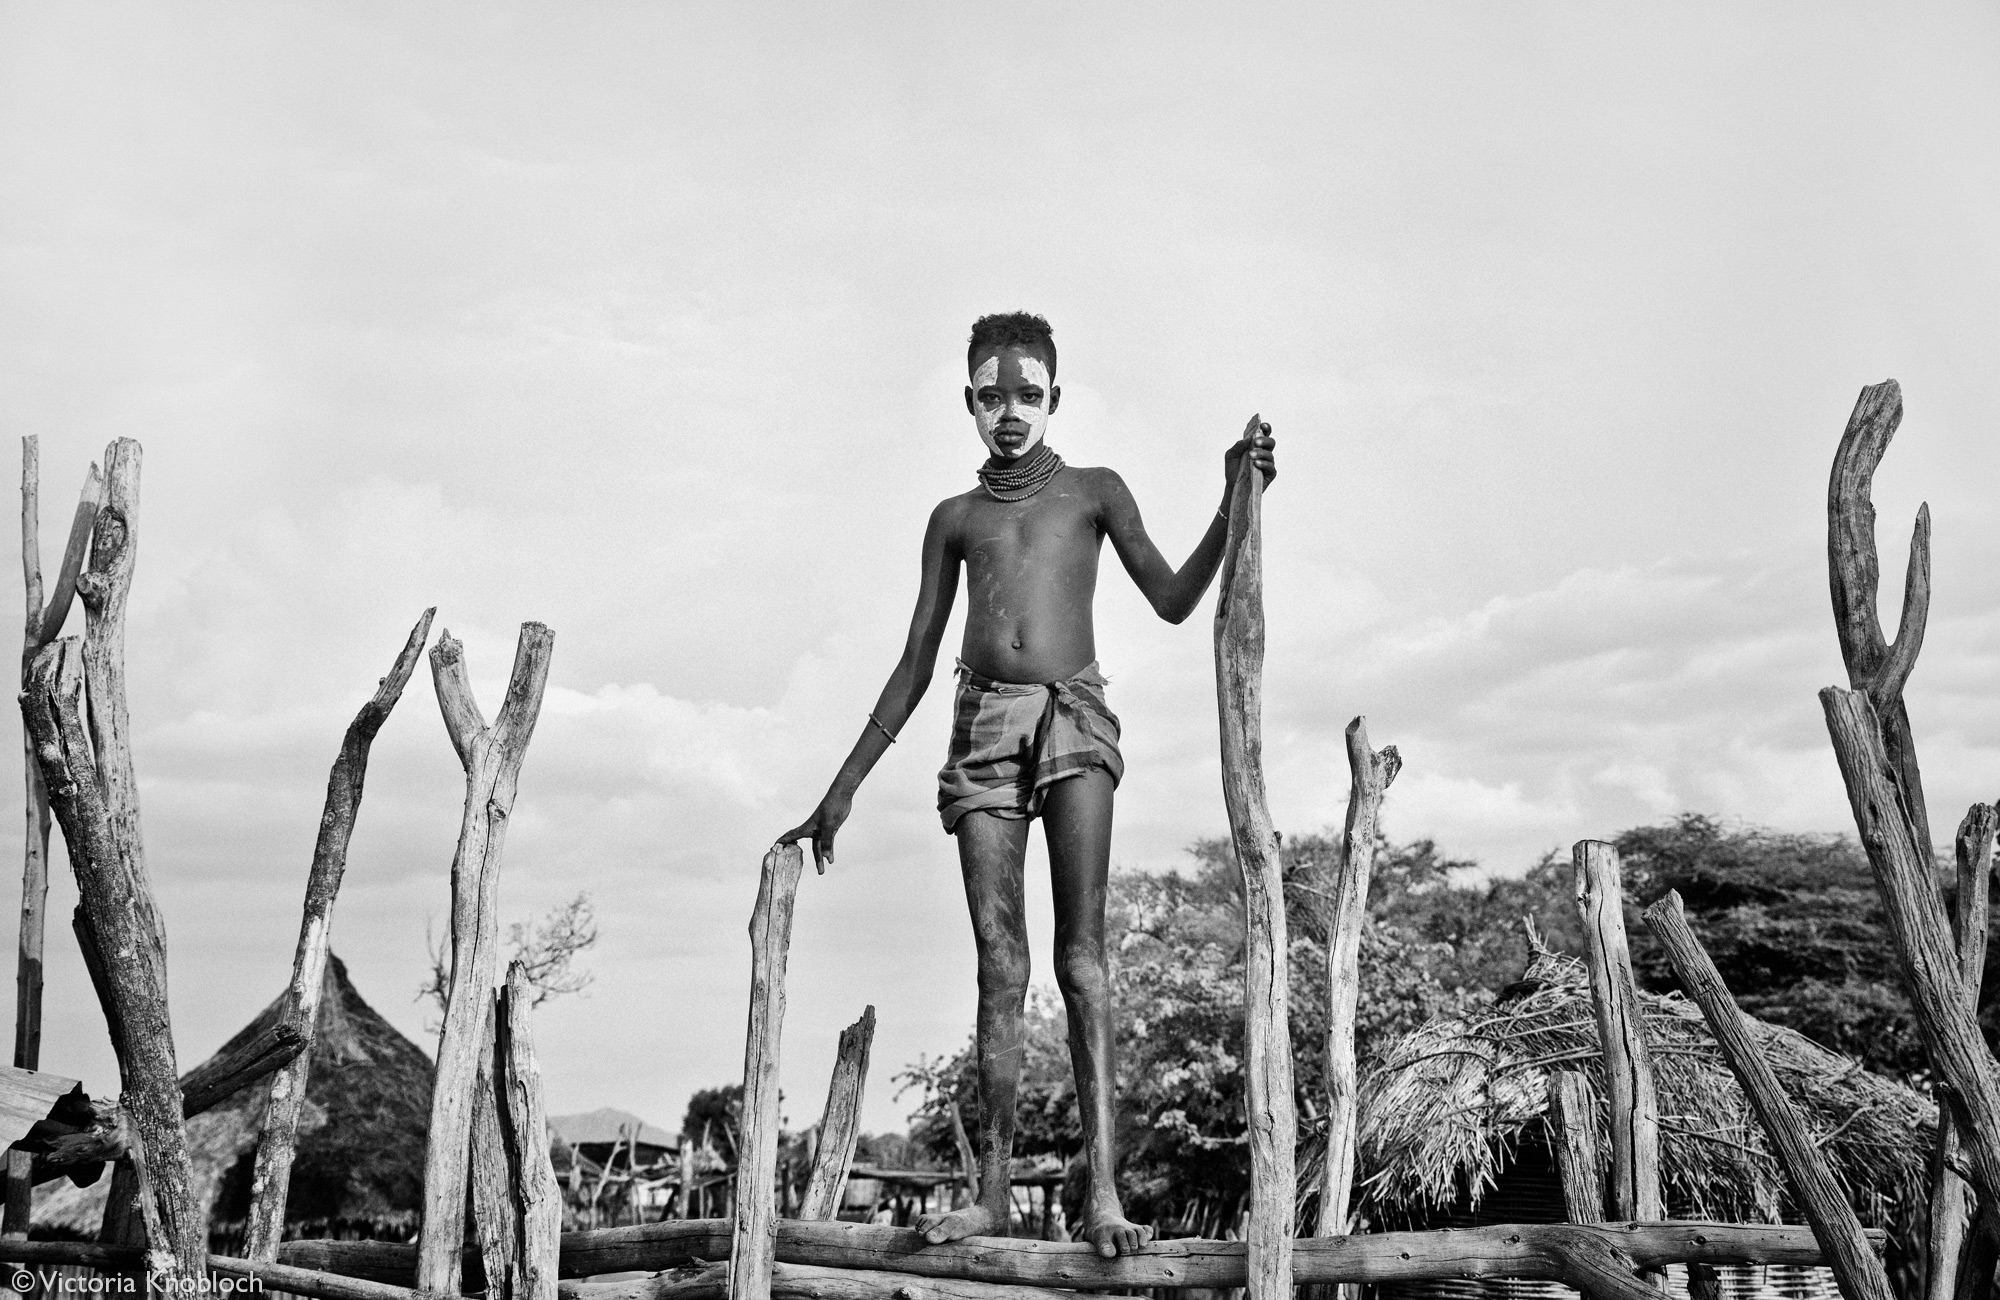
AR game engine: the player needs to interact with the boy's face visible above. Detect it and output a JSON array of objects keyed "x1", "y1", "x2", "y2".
[{"x1": 964, "y1": 345, "x2": 1059, "y2": 460}]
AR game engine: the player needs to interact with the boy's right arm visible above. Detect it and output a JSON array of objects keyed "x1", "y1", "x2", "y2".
[{"x1": 776, "y1": 500, "x2": 960, "y2": 873}]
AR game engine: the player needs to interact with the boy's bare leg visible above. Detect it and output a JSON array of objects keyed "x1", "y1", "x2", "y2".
[
  {"x1": 1043, "y1": 770, "x2": 1152, "y2": 1258},
  {"x1": 917, "y1": 809, "x2": 1032, "y2": 1243}
]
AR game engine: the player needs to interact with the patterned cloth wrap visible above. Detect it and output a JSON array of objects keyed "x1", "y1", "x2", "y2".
[{"x1": 936, "y1": 659, "x2": 1124, "y2": 833}]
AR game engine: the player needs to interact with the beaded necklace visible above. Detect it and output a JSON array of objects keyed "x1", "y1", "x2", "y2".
[{"x1": 977, "y1": 443, "x2": 1065, "y2": 502}]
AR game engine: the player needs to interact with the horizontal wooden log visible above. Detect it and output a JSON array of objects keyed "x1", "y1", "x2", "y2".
[
  {"x1": 0, "y1": 1243, "x2": 428, "y2": 1300},
  {"x1": 276, "y1": 1238, "x2": 484, "y2": 1288},
  {"x1": 559, "y1": 1220, "x2": 1881, "y2": 1289},
  {"x1": 564, "y1": 1261, "x2": 1077, "y2": 1300}
]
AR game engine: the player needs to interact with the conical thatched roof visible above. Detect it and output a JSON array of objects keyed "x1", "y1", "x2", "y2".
[
  {"x1": 35, "y1": 954, "x2": 433, "y2": 1240},
  {"x1": 1343, "y1": 951, "x2": 1933, "y2": 1229}
]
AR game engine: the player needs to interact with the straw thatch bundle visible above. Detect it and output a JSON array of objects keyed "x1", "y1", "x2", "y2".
[{"x1": 1343, "y1": 951, "x2": 1933, "y2": 1229}]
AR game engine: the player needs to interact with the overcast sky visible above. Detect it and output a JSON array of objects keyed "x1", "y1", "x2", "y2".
[{"x1": 2, "y1": 4, "x2": 1996, "y2": 1139}]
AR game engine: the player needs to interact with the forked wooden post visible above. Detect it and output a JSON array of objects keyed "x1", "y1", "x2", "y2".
[
  {"x1": 1571, "y1": 841, "x2": 1662, "y2": 1225},
  {"x1": 417, "y1": 622, "x2": 556, "y2": 1294},
  {"x1": 1213, "y1": 421, "x2": 1293, "y2": 1300},
  {"x1": 244, "y1": 608, "x2": 433, "y2": 1261},
  {"x1": 1826, "y1": 380, "x2": 1933, "y2": 862},
  {"x1": 1643, "y1": 892, "x2": 1894, "y2": 1300},
  {"x1": 1929, "y1": 804, "x2": 1997, "y2": 1300},
  {"x1": 1547, "y1": 1070, "x2": 1605, "y2": 1225},
  {"x1": 801, "y1": 1006, "x2": 877, "y2": 1221},
  {"x1": 8, "y1": 439, "x2": 99, "y2": 1235},
  {"x1": 1316, "y1": 716, "x2": 1398, "y2": 1238},
  {"x1": 730, "y1": 843, "x2": 805, "y2": 1300}
]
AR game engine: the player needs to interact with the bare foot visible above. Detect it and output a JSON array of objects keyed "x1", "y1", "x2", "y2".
[
  {"x1": 1079, "y1": 1209, "x2": 1153, "y2": 1258},
  {"x1": 914, "y1": 1201, "x2": 1009, "y2": 1244}
]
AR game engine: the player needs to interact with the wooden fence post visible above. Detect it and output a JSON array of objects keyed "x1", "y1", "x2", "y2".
[
  {"x1": 501, "y1": 961, "x2": 562, "y2": 1300},
  {"x1": 1213, "y1": 416, "x2": 1292, "y2": 1300},
  {"x1": 1548, "y1": 1071, "x2": 1605, "y2": 1225},
  {"x1": 1820, "y1": 690, "x2": 2000, "y2": 1211},
  {"x1": 417, "y1": 623, "x2": 556, "y2": 1295},
  {"x1": 730, "y1": 843, "x2": 804, "y2": 1300},
  {"x1": 1571, "y1": 841, "x2": 1662, "y2": 1225},
  {"x1": 1643, "y1": 892, "x2": 1895, "y2": 1300},
  {"x1": 471, "y1": 1001, "x2": 520, "y2": 1300},
  {"x1": 1928, "y1": 805, "x2": 1998, "y2": 1300},
  {"x1": 801, "y1": 1007, "x2": 876, "y2": 1222},
  {"x1": 8, "y1": 441, "x2": 99, "y2": 1236},
  {"x1": 21, "y1": 637, "x2": 203, "y2": 1287},
  {"x1": 244, "y1": 609, "x2": 433, "y2": 1261},
  {"x1": 1316, "y1": 717, "x2": 1399, "y2": 1239}
]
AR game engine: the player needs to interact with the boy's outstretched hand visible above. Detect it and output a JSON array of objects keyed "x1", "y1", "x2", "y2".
[
  {"x1": 777, "y1": 791, "x2": 849, "y2": 875},
  {"x1": 1224, "y1": 414, "x2": 1277, "y2": 488}
]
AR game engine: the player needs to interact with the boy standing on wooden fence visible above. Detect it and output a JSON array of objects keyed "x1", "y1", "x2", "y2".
[{"x1": 779, "y1": 312, "x2": 1276, "y2": 1256}]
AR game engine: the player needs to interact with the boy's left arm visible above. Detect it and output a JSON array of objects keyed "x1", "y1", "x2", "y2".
[{"x1": 1102, "y1": 415, "x2": 1276, "y2": 625}]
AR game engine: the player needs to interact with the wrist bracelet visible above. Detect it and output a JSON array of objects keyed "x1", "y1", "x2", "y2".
[{"x1": 867, "y1": 712, "x2": 899, "y2": 744}]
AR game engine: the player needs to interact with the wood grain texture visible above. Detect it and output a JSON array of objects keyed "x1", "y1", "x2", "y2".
[
  {"x1": 1643, "y1": 891, "x2": 1895, "y2": 1300},
  {"x1": 472, "y1": 1001, "x2": 521, "y2": 1300},
  {"x1": 504, "y1": 961, "x2": 564, "y2": 1300},
  {"x1": 418, "y1": 622, "x2": 556, "y2": 1294},
  {"x1": 1549, "y1": 1071, "x2": 1605, "y2": 1225},
  {"x1": 20, "y1": 638, "x2": 202, "y2": 1285},
  {"x1": 179, "y1": 1020, "x2": 305, "y2": 1118},
  {"x1": 246, "y1": 608, "x2": 432, "y2": 1261},
  {"x1": 1825, "y1": 378, "x2": 1933, "y2": 862},
  {"x1": 1213, "y1": 430, "x2": 1293, "y2": 1300},
  {"x1": 565, "y1": 1260, "x2": 1081, "y2": 1300},
  {"x1": 731, "y1": 844, "x2": 805, "y2": 1300},
  {"x1": 1317, "y1": 716, "x2": 1399, "y2": 1237},
  {"x1": 1929, "y1": 804, "x2": 1998, "y2": 1300},
  {"x1": 801, "y1": 1007, "x2": 876, "y2": 1222},
  {"x1": 1572, "y1": 841, "x2": 1662, "y2": 1225},
  {"x1": 1820, "y1": 688, "x2": 2000, "y2": 1214}
]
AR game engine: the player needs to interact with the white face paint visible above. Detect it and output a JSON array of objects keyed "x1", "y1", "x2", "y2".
[{"x1": 970, "y1": 350, "x2": 1053, "y2": 458}]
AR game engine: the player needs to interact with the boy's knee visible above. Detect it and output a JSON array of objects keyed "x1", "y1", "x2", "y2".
[
  {"x1": 978, "y1": 943, "x2": 1032, "y2": 1000},
  {"x1": 1054, "y1": 947, "x2": 1108, "y2": 1000}
]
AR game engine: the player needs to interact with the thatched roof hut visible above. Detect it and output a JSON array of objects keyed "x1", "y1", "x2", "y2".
[
  {"x1": 34, "y1": 954, "x2": 433, "y2": 1245},
  {"x1": 1345, "y1": 951, "x2": 1932, "y2": 1229}
]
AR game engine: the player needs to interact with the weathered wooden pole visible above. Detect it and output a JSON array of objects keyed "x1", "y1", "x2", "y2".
[
  {"x1": 20, "y1": 638, "x2": 204, "y2": 1286},
  {"x1": 1821, "y1": 689, "x2": 2000, "y2": 1210},
  {"x1": 502, "y1": 960, "x2": 563, "y2": 1300},
  {"x1": 472, "y1": 1001, "x2": 521, "y2": 1300},
  {"x1": 244, "y1": 608, "x2": 433, "y2": 1261},
  {"x1": 1571, "y1": 841, "x2": 1661, "y2": 1225},
  {"x1": 801, "y1": 1006, "x2": 876, "y2": 1222},
  {"x1": 1929, "y1": 805, "x2": 1998, "y2": 1300},
  {"x1": 7, "y1": 441, "x2": 98, "y2": 1236},
  {"x1": 1643, "y1": 891, "x2": 1895, "y2": 1300},
  {"x1": 417, "y1": 623, "x2": 556, "y2": 1295},
  {"x1": 1547, "y1": 1070, "x2": 1605, "y2": 1225},
  {"x1": 1316, "y1": 716, "x2": 1399, "y2": 1239},
  {"x1": 1213, "y1": 415, "x2": 1292, "y2": 1300},
  {"x1": 730, "y1": 843, "x2": 804, "y2": 1300}
]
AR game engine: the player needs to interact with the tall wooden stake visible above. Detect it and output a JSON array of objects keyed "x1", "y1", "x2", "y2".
[
  {"x1": 8, "y1": 441, "x2": 99, "y2": 1236},
  {"x1": 1572, "y1": 841, "x2": 1662, "y2": 1225},
  {"x1": 1214, "y1": 418, "x2": 1292, "y2": 1300},
  {"x1": 1643, "y1": 892, "x2": 1894, "y2": 1300},
  {"x1": 502, "y1": 962, "x2": 562, "y2": 1300},
  {"x1": 1316, "y1": 717, "x2": 1399, "y2": 1238},
  {"x1": 245, "y1": 609, "x2": 433, "y2": 1261},
  {"x1": 417, "y1": 623, "x2": 555, "y2": 1295},
  {"x1": 801, "y1": 1007, "x2": 876, "y2": 1222},
  {"x1": 730, "y1": 844, "x2": 804, "y2": 1300},
  {"x1": 23, "y1": 636, "x2": 204, "y2": 1287},
  {"x1": 1929, "y1": 805, "x2": 1997, "y2": 1300},
  {"x1": 1548, "y1": 1071, "x2": 1606, "y2": 1225}
]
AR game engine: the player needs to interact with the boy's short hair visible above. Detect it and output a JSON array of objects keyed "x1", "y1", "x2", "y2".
[{"x1": 967, "y1": 312, "x2": 1057, "y2": 379}]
